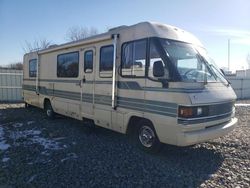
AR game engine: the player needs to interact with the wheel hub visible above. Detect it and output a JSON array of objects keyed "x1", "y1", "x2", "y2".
[
  {"x1": 139, "y1": 126, "x2": 155, "y2": 148},
  {"x1": 47, "y1": 109, "x2": 52, "y2": 116}
]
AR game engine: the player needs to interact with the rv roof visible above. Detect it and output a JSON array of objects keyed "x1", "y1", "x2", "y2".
[
  {"x1": 34, "y1": 22, "x2": 203, "y2": 55},
  {"x1": 109, "y1": 22, "x2": 203, "y2": 46}
]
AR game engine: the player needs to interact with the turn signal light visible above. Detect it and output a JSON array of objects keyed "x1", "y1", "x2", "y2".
[{"x1": 179, "y1": 107, "x2": 193, "y2": 118}]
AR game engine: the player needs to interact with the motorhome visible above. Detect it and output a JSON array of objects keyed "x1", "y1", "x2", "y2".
[{"x1": 23, "y1": 22, "x2": 237, "y2": 152}]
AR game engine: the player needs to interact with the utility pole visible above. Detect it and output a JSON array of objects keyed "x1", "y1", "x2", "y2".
[{"x1": 228, "y1": 39, "x2": 230, "y2": 71}]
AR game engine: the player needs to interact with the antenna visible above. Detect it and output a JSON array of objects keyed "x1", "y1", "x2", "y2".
[{"x1": 228, "y1": 39, "x2": 230, "y2": 71}]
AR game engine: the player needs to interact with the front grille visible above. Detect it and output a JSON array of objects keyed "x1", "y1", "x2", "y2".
[{"x1": 208, "y1": 102, "x2": 233, "y2": 116}]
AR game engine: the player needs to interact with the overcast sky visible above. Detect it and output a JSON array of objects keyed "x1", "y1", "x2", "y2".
[{"x1": 0, "y1": 0, "x2": 250, "y2": 71}]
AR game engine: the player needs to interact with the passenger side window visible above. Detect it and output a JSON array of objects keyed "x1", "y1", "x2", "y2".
[
  {"x1": 100, "y1": 45, "x2": 114, "y2": 78},
  {"x1": 57, "y1": 52, "x2": 79, "y2": 78},
  {"x1": 149, "y1": 40, "x2": 169, "y2": 79},
  {"x1": 121, "y1": 40, "x2": 146, "y2": 77},
  {"x1": 84, "y1": 50, "x2": 93, "y2": 73},
  {"x1": 29, "y1": 59, "x2": 37, "y2": 77}
]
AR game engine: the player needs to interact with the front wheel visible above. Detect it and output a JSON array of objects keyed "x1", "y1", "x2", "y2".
[
  {"x1": 135, "y1": 120, "x2": 162, "y2": 153},
  {"x1": 45, "y1": 101, "x2": 55, "y2": 119}
]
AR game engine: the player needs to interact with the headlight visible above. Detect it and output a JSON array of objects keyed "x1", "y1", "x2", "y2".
[
  {"x1": 178, "y1": 106, "x2": 209, "y2": 118},
  {"x1": 197, "y1": 107, "x2": 203, "y2": 116}
]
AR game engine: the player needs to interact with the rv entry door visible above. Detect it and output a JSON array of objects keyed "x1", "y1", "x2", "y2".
[{"x1": 81, "y1": 48, "x2": 95, "y2": 119}]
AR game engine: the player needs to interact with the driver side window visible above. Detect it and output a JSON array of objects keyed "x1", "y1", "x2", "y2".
[{"x1": 149, "y1": 39, "x2": 169, "y2": 79}]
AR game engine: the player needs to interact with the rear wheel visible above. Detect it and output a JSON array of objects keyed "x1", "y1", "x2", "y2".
[
  {"x1": 25, "y1": 102, "x2": 30, "y2": 108},
  {"x1": 134, "y1": 119, "x2": 162, "y2": 153},
  {"x1": 44, "y1": 100, "x2": 55, "y2": 119}
]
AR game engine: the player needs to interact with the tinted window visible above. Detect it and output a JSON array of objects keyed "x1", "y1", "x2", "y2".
[
  {"x1": 121, "y1": 40, "x2": 146, "y2": 77},
  {"x1": 57, "y1": 52, "x2": 79, "y2": 77},
  {"x1": 29, "y1": 59, "x2": 37, "y2": 77},
  {"x1": 84, "y1": 50, "x2": 93, "y2": 73},
  {"x1": 100, "y1": 45, "x2": 114, "y2": 77}
]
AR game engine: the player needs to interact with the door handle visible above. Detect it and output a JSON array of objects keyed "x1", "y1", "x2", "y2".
[
  {"x1": 82, "y1": 76, "x2": 86, "y2": 83},
  {"x1": 76, "y1": 76, "x2": 86, "y2": 86}
]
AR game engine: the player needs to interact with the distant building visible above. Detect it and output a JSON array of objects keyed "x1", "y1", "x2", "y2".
[
  {"x1": 236, "y1": 70, "x2": 246, "y2": 77},
  {"x1": 235, "y1": 69, "x2": 250, "y2": 77},
  {"x1": 223, "y1": 70, "x2": 233, "y2": 75}
]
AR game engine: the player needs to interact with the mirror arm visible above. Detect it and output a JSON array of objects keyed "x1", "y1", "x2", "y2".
[{"x1": 158, "y1": 78, "x2": 169, "y2": 88}]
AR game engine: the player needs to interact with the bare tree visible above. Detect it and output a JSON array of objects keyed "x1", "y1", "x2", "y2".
[
  {"x1": 65, "y1": 26, "x2": 99, "y2": 42},
  {"x1": 7, "y1": 62, "x2": 23, "y2": 70},
  {"x1": 22, "y1": 38, "x2": 52, "y2": 53}
]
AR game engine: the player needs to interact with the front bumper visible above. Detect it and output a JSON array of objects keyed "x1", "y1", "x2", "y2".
[{"x1": 176, "y1": 117, "x2": 238, "y2": 146}]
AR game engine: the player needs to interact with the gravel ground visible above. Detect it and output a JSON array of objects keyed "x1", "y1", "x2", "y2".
[{"x1": 0, "y1": 102, "x2": 249, "y2": 188}]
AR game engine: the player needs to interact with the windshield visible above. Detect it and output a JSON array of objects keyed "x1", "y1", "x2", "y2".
[
  {"x1": 195, "y1": 46, "x2": 229, "y2": 85},
  {"x1": 160, "y1": 39, "x2": 226, "y2": 83}
]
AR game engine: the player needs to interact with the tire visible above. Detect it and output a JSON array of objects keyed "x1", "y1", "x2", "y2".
[
  {"x1": 25, "y1": 102, "x2": 30, "y2": 108},
  {"x1": 134, "y1": 119, "x2": 162, "y2": 153},
  {"x1": 45, "y1": 101, "x2": 55, "y2": 119}
]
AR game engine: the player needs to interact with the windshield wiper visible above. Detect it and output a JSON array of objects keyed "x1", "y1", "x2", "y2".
[{"x1": 209, "y1": 64, "x2": 230, "y2": 87}]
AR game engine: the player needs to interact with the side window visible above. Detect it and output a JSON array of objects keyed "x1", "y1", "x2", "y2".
[
  {"x1": 100, "y1": 45, "x2": 114, "y2": 78},
  {"x1": 121, "y1": 40, "x2": 146, "y2": 77},
  {"x1": 29, "y1": 59, "x2": 37, "y2": 77},
  {"x1": 84, "y1": 50, "x2": 93, "y2": 73},
  {"x1": 149, "y1": 40, "x2": 169, "y2": 79},
  {"x1": 57, "y1": 52, "x2": 79, "y2": 78}
]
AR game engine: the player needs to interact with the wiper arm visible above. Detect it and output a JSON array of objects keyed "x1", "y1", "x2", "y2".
[{"x1": 209, "y1": 64, "x2": 230, "y2": 87}]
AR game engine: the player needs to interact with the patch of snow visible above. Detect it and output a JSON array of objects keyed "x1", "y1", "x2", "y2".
[
  {"x1": 31, "y1": 137, "x2": 62, "y2": 150},
  {"x1": 0, "y1": 127, "x2": 10, "y2": 151},
  {"x1": 10, "y1": 130, "x2": 42, "y2": 140},
  {"x1": 12, "y1": 122, "x2": 23, "y2": 128},
  {"x1": 41, "y1": 151, "x2": 51, "y2": 156},
  {"x1": 9, "y1": 129, "x2": 62, "y2": 150},
  {"x1": 0, "y1": 142, "x2": 10, "y2": 150},
  {"x1": 27, "y1": 175, "x2": 37, "y2": 183},
  {"x1": 2, "y1": 157, "x2": 10, "y2": 162},
  {"x1": 53, "y1": 137, "x2": 66, "y2": 141},
  {"x1": 27, "y1": 121, "x2": 35, "y2": 125},
  {"x1": 61, "y1": 153, "x2": 78, "y2": 162},
  {"x1": 0, "y1": 122, "x2": 13, "y2": 126}
]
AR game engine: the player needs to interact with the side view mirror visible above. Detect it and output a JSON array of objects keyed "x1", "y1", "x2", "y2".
[{"x1": 153, "y1": 61, "x2": 164, "y2": 77}]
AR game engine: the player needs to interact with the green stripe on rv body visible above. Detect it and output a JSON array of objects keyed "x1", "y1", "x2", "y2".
[
  {"x1": 23, "y1": 79, "x2": 204, "y2": 93},
  {"x1": 22, "y1": 84, "x2": 177, "y2": 117}
]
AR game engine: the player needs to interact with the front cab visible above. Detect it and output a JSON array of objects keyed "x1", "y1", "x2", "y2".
[{"x1": 175, "y1": 82, "x2": 237, "y2": 146}]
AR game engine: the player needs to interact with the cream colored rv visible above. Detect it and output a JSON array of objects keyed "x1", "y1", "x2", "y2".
[{"x1": 23, "y1": 22, "x2": 237, "y2": 152}]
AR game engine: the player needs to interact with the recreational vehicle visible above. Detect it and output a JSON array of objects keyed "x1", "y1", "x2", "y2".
[{"x1": 23, "y1": 22, "x2": 237, "y2": 152}]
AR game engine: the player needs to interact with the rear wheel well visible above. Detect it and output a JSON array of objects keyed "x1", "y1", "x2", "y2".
[{"x1": 43, "y1": 98, "x2": 51, "y2": 109}]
